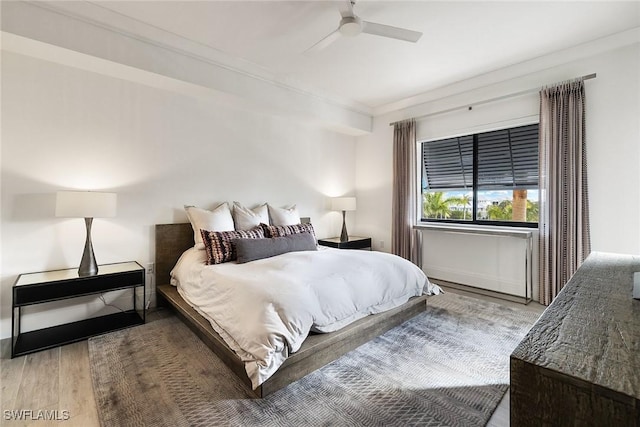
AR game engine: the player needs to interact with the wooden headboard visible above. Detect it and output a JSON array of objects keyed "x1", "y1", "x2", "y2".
[
  {"x1": 155, "y1": 217, "x2": 311, "y2": 287},
  {"x1": 155, "y1": 223, "x2": 193, "y2": 287}
]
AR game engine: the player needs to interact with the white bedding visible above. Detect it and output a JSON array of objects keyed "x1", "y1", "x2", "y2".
[{"x1": 171, "y1": 247, "x2": 441, "y2": 389}]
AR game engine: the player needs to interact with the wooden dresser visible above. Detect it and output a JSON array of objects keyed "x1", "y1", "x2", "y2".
[{"x1": 511, "y1": 252, "x2": 640, "y2": 426}]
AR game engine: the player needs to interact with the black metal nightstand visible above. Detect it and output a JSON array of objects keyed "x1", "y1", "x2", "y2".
[
  {"x1": 317, "y1": 236, "x2": 372, "y2": 250},
  {"x1": 12, "y1": 262, "x2": 145, "y2": 358}
]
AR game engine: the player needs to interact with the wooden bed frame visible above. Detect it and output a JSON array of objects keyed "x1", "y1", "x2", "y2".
[{"x1": 155, "y1": 222, "x2": 429, "y2": 397}]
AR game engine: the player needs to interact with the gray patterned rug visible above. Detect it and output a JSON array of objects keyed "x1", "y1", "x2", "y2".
[{"x1": 89, "y1": 292, "x2": 540, "y2": 427}]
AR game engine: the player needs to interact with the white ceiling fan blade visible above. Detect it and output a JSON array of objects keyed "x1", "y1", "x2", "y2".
[
  {"x1": 305, "y1": 29, "x2": 341, "y2": 53},
  {"x1": 361, "y1": 21, "x2": 422, "y2": 43}
]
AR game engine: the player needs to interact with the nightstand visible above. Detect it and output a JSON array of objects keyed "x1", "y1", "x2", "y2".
[
  {"x1": 12, "y1": 262, "x2": 145, "y2": 358},
  {"x1": 317, "y1": 236, "x2": 372, "y2": 250}
]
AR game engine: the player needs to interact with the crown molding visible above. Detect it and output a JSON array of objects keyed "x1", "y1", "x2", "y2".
[
  {"x1": 374, "y1": 26, "x2": 640, "y2": 117},
  {"x1": 34, "y1": 0, "x2": 373, "y2": 116},
  {"x1": 1, "y1": 0, "x2": 372, "y2": 135}
]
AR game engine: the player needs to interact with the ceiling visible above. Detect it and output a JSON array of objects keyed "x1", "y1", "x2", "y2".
[{"x1": 87, "y1": 1, "x2": 640, "y2": 110}]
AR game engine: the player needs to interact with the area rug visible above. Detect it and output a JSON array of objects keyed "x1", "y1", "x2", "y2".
[{"x1": 89, "y1": 292, "x2": 540, "y2": 427}]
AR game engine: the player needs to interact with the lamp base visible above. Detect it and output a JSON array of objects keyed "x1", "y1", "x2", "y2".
[
  {"x1": 79, "y1": 217, "x2": 98, "y2": 277},
  {"x1": 340, "y1": 210, "x2": 349, "y2": 243}
]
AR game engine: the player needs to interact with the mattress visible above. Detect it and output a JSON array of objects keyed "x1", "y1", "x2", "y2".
[{"x1": 171, "y1": 246, "x2": 441, "y2": 388}]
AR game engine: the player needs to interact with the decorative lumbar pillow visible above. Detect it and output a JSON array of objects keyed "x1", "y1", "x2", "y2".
[
  {"x1": 267, "y1": 204, "x2": 300, "y2": 226},
  {"x1": 261, "y1": 222, "x2": 316, "y2": 242},
  {"x1": 200, "y1": 226, "x2": 265, "y2": 265},
  {"x1": 185, "y1": 204, "x2": 235, "y2": 250},
  {"x1": 232, "y1": 202, "x2": 269, "y2": 231},
  {"x1": 234, "y1": 232, "x2": 317, "y2": 264}
]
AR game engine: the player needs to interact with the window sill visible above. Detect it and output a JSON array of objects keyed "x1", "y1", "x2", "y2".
[{"x1": 414, "y1": 222, "x2": 536, "y2": 239}]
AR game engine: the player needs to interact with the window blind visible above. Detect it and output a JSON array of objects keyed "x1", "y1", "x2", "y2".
[
  {"x1": 422, "y1": 135, "x2": 473, "y2": 190},
  {"x1": 477, "y1": 124, "x2": 538, "y2": 189},
  {"x1": 422, "y1": 124, "x2": 538, "y2": 191}
]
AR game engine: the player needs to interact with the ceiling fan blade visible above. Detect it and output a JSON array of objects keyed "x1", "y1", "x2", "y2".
[
  {"x1": 305, "y1": 29, "x2": 341, "y2": 53},
  {"x1": 361, "y1": 21, "x2": 422, "y2": 43}
]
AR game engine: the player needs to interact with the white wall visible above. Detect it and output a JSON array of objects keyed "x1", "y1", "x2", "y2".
[
  {"x1": 356, "y1": 43, "x2": 640, "y2": 299},
  {"x1": 0, "y1": 52, "x2": 357, "y2": 338}
]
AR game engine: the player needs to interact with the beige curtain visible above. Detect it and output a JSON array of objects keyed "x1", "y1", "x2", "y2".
[
  {"x1": 392, "y1": 119, "x2": 421, "y2": 265},
  {"x1": 538, "y1": 79, "x2": 591, "y2": 305}
]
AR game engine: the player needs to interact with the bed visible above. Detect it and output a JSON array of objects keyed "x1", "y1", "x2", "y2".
[{"x1": 155, "y1": 221, "x2": 434, "y2": 397}]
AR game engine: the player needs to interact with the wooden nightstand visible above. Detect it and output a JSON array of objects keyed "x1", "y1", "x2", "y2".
[
  {"x1": 12, "y1": 262, "x2": 145, "y2": 358},
  {"x1": 317, "y1": 237, "x2": 372, "y2": 250}
]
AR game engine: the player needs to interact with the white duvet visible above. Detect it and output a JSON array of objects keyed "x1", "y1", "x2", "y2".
[{"x1": 171, "y1": 247, "x2": 440, "y2": 389}]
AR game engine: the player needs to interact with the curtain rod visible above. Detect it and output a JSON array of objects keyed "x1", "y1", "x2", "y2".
[{"x1": 389, "y1": 73, "x2": 596, "y2": 127}]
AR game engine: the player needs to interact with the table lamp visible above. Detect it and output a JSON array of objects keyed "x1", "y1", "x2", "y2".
[
  {"x1": 56, "y1": 191, "x2": 117, "y2": 276},
  {"x1": 331, "y1": 197, "x2": 356, "y2": 242}
]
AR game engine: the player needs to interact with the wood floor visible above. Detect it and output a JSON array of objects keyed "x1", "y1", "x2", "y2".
[
  {"x1": 0, "y1": 291, "x2": 544, "y2": 427},
  {"x1": 1, "y1": 340, "x2": 99, "y2": 426}
]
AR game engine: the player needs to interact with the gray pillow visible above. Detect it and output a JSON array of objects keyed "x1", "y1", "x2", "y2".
[{"x1": 233, "y1": 232, "x2": 317, "y2": 264}]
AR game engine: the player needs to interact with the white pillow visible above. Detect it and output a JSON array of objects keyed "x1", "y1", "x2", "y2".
[
  {"x1": 184, "y1": 203, "x2": 235, "y2": 249},
  {"x1": 232, "y1": 202, "x2": 269, "y2": 231},
  {"x1": 267, "y1": 204, "x2": 300, "y2": 226}
]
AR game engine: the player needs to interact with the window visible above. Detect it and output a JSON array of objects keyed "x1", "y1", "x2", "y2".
[{"x1": 421, "y1": 123, "x2": 539, "y2": 226}]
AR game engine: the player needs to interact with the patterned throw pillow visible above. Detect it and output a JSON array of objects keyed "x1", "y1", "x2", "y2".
[
  {"x1": 261, "y1": 222, "x2": 316, "y2": 242},
  {"x1": 200, "y1": 226, "x2": 265, "y2": 265}
]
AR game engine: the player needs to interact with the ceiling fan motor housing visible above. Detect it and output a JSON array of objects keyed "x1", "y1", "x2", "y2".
[{"x1": 339, "y1": 16, "x2": 362, "y2": 37}]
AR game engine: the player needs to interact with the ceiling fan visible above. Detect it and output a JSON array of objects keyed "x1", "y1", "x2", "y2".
[{"x1": 306, "y1": 0, "x2": 422, "y2": 52}]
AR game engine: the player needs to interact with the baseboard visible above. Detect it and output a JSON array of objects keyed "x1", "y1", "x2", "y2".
[{"x1": 431, "y1": 278, "x2": 532, "y2": 305}]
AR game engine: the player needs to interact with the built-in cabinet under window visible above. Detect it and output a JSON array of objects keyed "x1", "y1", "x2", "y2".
[{"x1": 418, "y1": 225, "x2": 533, "y2": 304}]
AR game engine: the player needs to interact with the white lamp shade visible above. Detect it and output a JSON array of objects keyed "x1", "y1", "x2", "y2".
[
  {"x1": 331, "y1": 197, "x2": 357, "y2": 212},
  {"x1": 55, "y1": 191, "x2": 117, "y2": 218}
]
